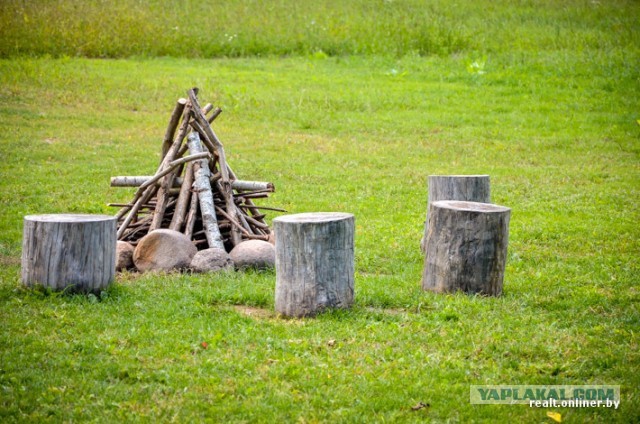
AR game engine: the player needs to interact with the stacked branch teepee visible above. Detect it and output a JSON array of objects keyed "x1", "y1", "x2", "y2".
[{"x1": 110, "y1": 88, "x2": 281, "y2": 252}]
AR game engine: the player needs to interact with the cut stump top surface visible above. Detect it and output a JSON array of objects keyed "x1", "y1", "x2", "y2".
[
  {"x1": 428, "y1": 174, "x2": 489, "y2": 178},
  {"x1": 431, "y1": 200, "x2": 510, "y2": 213},
  {"x1": 273, "y1": 212, "x2": 354, "y2": 224},
  {"x1": 24, "y1": 214, "x2": 116, "y2": 223}
]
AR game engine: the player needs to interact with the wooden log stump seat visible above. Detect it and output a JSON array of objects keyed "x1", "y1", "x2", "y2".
[
  {"x1": 274, "y1": 212, "x2": 355, "y2": 318},
  {"x1": 21, "y1": 214, "x2": 117, "y2": 293},
  {"x1": 422, "y1": 201, "x2": 510, "y2": 296},
  {"x1": 421, "y1": 175, "x2": 490, "y2": 253}
]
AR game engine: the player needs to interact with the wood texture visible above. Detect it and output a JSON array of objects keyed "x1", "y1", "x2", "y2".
[
  {"x1": 422, "y1": 200, "x2": 510, "y2": 296},
  {"x1": 188, "y1": 89, "x2": 243, "y2": 246},
  {"x1": 110, "y1": 176, "x2": 274, "y2": 193},
  {"x1": 169, "y1": 162, "x2": 194, "y2": 232},
  {"x1": 274, "y1": 212, "x2": 355, "y2": 317},
  {"x1": 421, "y1": 175, "x2": 491, "y2": 253},
  {"x1": 116, "y1": 151, "x2": 208, "y2": 238},
  {"x1": 21, "y1": 214, "x2": 116, "y2": 293},
  {"x1": 111, "y1": 89, "x2": 278, "y2": 249},
  {"x1": 187, "y1": 132, "x2": 225, "y2": 250},
  {"x1": 150, "y1": 104, "x2": 194, "y2": 231},
  {"x1": 161, "y1": 98, "x2": 187, "y2": 161}
]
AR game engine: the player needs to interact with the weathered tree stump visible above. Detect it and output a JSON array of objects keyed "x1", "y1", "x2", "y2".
[
  {"x1": 421, "y1": 175, "x2": 490, "y2": 253},
  {"x1": 274, "y1": 212, "x2": 355, "y2": 317},
  {"x1": 422, "y1": 201, "x2": 510, "y2": 296},
  {"x1": 21, "y1": 214, "x2": 117, "y2": 293}
]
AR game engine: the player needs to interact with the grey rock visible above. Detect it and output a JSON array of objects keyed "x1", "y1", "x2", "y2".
[
  {"x1": 229, "y1": 240, "x2": 275, "y2": 270},
  {"x1": 191, "y1": 248, "x2": 234, "y2": 273},
  {"x1": 133, "y1": 229, "x2": 197, "y2": 272},
  {"x1": 116, "y1": 241, "x2": 135, "y2": 271}
]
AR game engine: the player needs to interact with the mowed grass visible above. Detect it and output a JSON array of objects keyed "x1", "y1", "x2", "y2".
[{"x1": 1, "y1": 0, "x2": 639, "y2": 422}]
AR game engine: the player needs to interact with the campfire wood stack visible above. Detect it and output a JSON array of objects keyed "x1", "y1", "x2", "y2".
[{"x1": 110, "y1": 88, "x2": 282, "y2": 252}]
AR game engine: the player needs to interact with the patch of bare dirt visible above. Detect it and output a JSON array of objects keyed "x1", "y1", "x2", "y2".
[
  {"x1": 365, "y1": 307, "x2": 408, "y2": 315},
  {"x1": 233, "y1": 305, "x2": 275, "y2": 319},
  {"x1": 0, "y1": 255, "x2": 21, "y2": 267}
]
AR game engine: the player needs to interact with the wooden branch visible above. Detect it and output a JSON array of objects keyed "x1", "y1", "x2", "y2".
[
  {"x1": 108, "y1": 202, "x2": 155, "y2": 209},
  {"x1": 189, "y1": 88, "x2": 243, "y2": 246},
  {"x1": 150, "y1": 104, "x2": 195, "y2": 231},
  {"x1": 187, "y1": 131, "x2": 225, "y2": 250},
  {"x1": 226, "y1": 165, "x2": 269, "y2": 227},
  {"x1": 236, "y1": 192, "x2": 271, "y2": 200},
  {"x1": 121, "y1": 215, "x2": 152, "y2": 228},
  {"x1": 169, "y1": 162, "x2": 194, "y2": 232},
  {"x1": 242, "y1": 205, "x2": 288, "y2": 213},
  {"x1": 116, "y1": 186, "x2": 157, "y2": 238},
  {"x1": 237, "y1": 210, "x2": 267, "y2": 221},
  {"x1": 111, "y1": 176, "x2": 273, "y2": 192},
  {"x1": 115, "y1": 104, "x2": 192, "y2": 220},
  {"x1": 115, "y1": 152, "x2": 208, "y2": 238},
  {"x1": 188, "y1": 89, "x2": 230, "y2": 183},
  {"x1": 243, "y1": 214, "x2": 270, "y2": 230},
  {"x1": 138, "y1": 152, "x2": 210, "y2": 192},
  {"x1": 177, "y1": 142, "x2": 189, "y2": 158},
  {"x1": 245, "y1": 234, "x2": 270, "y2": 241},
  {"x1": 214, "y1": 180, "x2": 242, "y2": 245},
  {"x1": 208, "y1": 107, "x2": 222, "y2": 124},
  {"x1": 184, "y1": 189, "x2": 199, "y2": 239},
  {"x1": 237, "y1": 209, "x2": 253, "y2": 233},
  {"x1": 189, "y1": 120, "x2": 218, "y2": 160},
  {"x1": 214, "y1": 206, "x2": 255, "y2": 238},
  {"x1": 233, "y1": 181, "x2": 275, "y2": 192},
  {"x1": 110, "y1": 176, "x2": 158, "y2": 187},
  {"x1": 201, "y1": 103, "x2": 213, "y2": 115},
  {"x1": 161, "y1": 98, "x2": 187, "y2": 161}
]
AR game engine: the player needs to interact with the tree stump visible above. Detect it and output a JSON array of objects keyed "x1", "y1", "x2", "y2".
[
  {"x1": 21, "y1": 214, "x2": 117, "y2": 293},
  {"x1": 422, "y1": 201, "x2": 510, "y2": 296},
  {"x1": 421, "y1": 175, "x2": 490, "y2": 253},
  {"x1": 274, "y1": 212, "x2": 355, "y2": 317}
]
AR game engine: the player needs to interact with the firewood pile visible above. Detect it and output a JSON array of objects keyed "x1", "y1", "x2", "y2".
[{"x1": 109, "y1": 88, "x2": 282, "y2": 253}]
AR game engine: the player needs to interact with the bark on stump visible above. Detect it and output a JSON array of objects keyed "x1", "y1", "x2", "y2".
[
  {"x1": 21, "y1": 214, "x2": 116, "y2": 293},
  {"x1": 422, "y1": 201, "x2": 510, "y2": 296},
  {"x1": 274, "y1": 212, "x2": 355, "y2": 318},
  {"x1": 421, "y1": 175, "x2": 490, "y2": 253}
]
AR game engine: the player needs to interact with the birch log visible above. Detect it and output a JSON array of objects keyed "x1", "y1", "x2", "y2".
[
  {"x1": 422, "y1": 201, "x2": 510, "y2": 296},
  {"x1": 115, "y1": 152, "x2": 208, "y2": 239},
  {"x1": 22, "y1": 214, "x2": 116, "y2": 293},
  {"x1": 421, "y1": 175, "x2": 491, "y2": 253},
  {"x1": 187, "y1": 132, "x2": 225, "y2": 250},
  {"x1": 110, "y1": 176, "x2": 274, "y2": 192},
  {"x1": 188, "y1": 88, "x2": 243, "y2": 246},
  {"x1": 274, "y1": 212, "x2": 355, "y2": 317}
]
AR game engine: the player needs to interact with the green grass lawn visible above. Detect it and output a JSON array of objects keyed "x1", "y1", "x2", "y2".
[{"x1": 1, "y1": 0, "x2": 639, "y2": 422}]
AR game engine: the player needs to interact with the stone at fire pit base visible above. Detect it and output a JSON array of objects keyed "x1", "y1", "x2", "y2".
[
  {"x1": 229, "y1": 240, "x2": 275, "y2": 270},
  {"x1": 191, "y1": 248, "x2": 234, "y2": 273},
  {"x1": 133, "y1": 229, "x2": 197, "y2": 272},
  {"x1": 116, "y1": 241, "x2": 135, "y2": 271}
]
